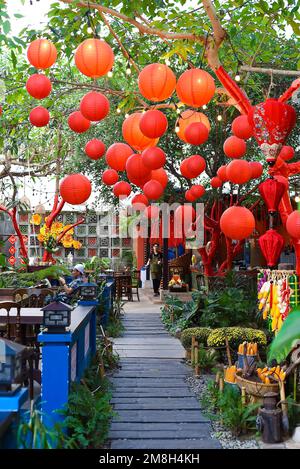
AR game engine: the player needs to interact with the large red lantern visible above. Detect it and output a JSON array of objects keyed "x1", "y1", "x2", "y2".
[
  {"x1": 248, "y1": 98, "x2": 297, "y2": 161},
  {"x1": 126, "y1": 154, "x2": 151, "y2": 180},
  {"x1": 105, "y1": 143, "x2": 133, "y2": 171},
  {"x1": 26, "y1": 74, "x2": 52, "y2": 99},
  {"x1": 249, "y1": 161, "x2": 263, "y2": 179},
  {"x1": 142, "y1": 147, "x2": 166, "y2": 170},
  {"x1": 122, "y1": 113, "x2": 158, "y2": 151},
  {"x1": 217, "y1": 165, "x2": 228, "y2": 182},
  {"x1": 211, "y1": 177, "x2": 222, "y2": 188},
  {"x1": 184, "y1": 122, "x2": 209, "y2": 145},
  {"x1": 138, "y1": 63, "x2": 176, "y2": 102},
  {"x1": 185, "y1": 189, "x2": 196, "y2": 202},
  {"x1": 176, "y1": 69, "x2": 215, "y2": 107},
  {"x1": 129, "y1": 172, "x2": 152, "y2": 189},
  {"x1": 231, "y1": 115, "x2": 253, "y2": 140},
  {"x1": 176, "y1": 110, "x2": 210, "y2": 143},
  {"x1": 187, "y1": 155, "x2": 206, "y2": 178},
  {"x1": 75, "y1": 38, "x2": 114, "y2": 78},
  {"x1": 259, "y1": 229, "x2": 284, "y2": 267},
  {"x1": 85, "y1": 139, "x2": 106, "y2": 160},
  {"x1": 80, "y1": 91, "x2": 109, "y2": 122},
  {"x1": 139, "y1": 110, "x2": 168, "y2": 138},
  {"x1": 60, "y1": 174, "x2": 92, "y2": 205},
  {"x1": 220, "y1": 206, "x2": 255, "y2": 240},
  {"x1": 132, "y1": 193, "x2": 149, "y2": 207},
  {"x1": 278, "y1": 146, "x2": 295, "y2": 161},
  {"x1": 226, "y1": 160, "x2": 251, "y2": 184},
  {"x1": 223, "y1": 136, "x2": 247, "y2": 159},
  {"x1": 190, "y1": 184, "x2": 205, "y2": 199},
  {"x1": 102, "y1": 169, "x2": 119, "y2": 186},
  {"x1": 180, "y1": 159, "x2": 194, "y2": 179},
  {"x1": 29, "y1": 106, "x2": 50, "y2": 127},
  {"x1": 143, "y1": 180, "x2": 164, "y2": 200},
  {"x1": 68, "y1": 111, "x2": 90, "y2": 133},
  {"x1": 27, "y1": 39, "x2": 57, "y2": 69},
  {"x1": 258, "y1": 178, "x2": 286, "y2": 213},
  {"x1": 286, "y1": 211, "x2": 300, "y2": 239},
  {"x1": 151, "y1": 168, "x2": 168, "y2": 188},
  {"x1": 113, "y1": 181, "x2": 131, "y2": 197}
]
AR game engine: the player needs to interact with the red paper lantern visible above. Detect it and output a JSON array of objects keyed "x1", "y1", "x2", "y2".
[
  {"x1": 122, "y1": 113, "x2": 159, "y2": 151},
  {"x1": 29, "y1": 106, "x2": 49, "y2": 127},
  {"x1": 138, "y1": 63, "x2": 176, "y2": 102},
  {"x1": 187, "y1": 155, "x2": 206, "y2": 178},
  {"x1": 129, "y1": 172, "x2": 152, "y2": 189},
  {"x1": 26, "y1": 74, "x2": 52, "y2": 99},
  {"x1": 248, "y1": 98, "x2": 297, "y2": 161},
  {"x1": 176, "y1": 110, "x2": 210, "y2": 143},
  {"x1": 278, "y1": 146, "x2": 295, "y2": 161},
  {"x1": 102, "y1": 169, "x2": 119, "y2": 186},
  {"x1": 210, "y1": 177, "x2": 223, "y2": 188},
  {"x1": 144, "y1": 205, "x2": 160, "y2": 219},
  {"x1": 226, "y1": 160, "x2": 251, "y2": 184},
  {"x1": 249, "y1": 161, "x2": 263, "y2": 179},
  {"x1": 75, "y1": 38, "x2": 114, "y2": 78},
  {"x1": 143, "y1": 180, "x2": 164, "y2": 200},
  {"x1": 217, "y1": 165, "x2": 228, "y2": 182},
  {"x1": 223, "y1": 136, "x2": 247, "y2": 159},
  {"x1": 126, "y1": 154, "x2": 151, "y2": 180},
  {"x1": 151, "y1": 168, "x2": 168, "y2": 188},
  {"x1": 190, "y1": 184, "x2": 205, "y2": 199},
  {"x1": 231, "y1": 115, "x2": 253, "y2": 140},
  {"x1": 274, "y1": 174, "x2": 289, "y2": 189},
  {"x1": 132, "y1": 194, "x2": 149, "y2": 207},
  {"x1": 286, "y1": 211, "x2": 300, "y2": 239},
  {"x1": 60, "y1": 174, "x2": 92, "y2": 205},
  {"x1": 139, "y1": 110, "x2": 168, "y2": 138},
  {"x1": 113, "y1": 181, "x2": 131, "y2": 198},
  {"x1": 105, "y1": 143, "x2": 133, "y2": 171},
  {"x1": 220, "y1": 206, "x2": 255, "y2": 240},
  {"x1": 258, "y1": 178, "x2": 286, "y2": 213},
  {"x1": 85, "y1": 139, "x2": 106, "y2": 160},
  {"x1": 80, "y1": 91, "x2": 109, "y2": 122},
  {"x1": 176, "y1": 69, "x2": 215, "y2": 107},
  {"x1": 259, "y1": 229, "x2": 284, "y2": 267},
  {"x1": 142, "y1": 146, "x2": 166, "y2": 170},
  {"x1": 184, "y1": 122, "x2": 209, "y2": 145},
  {"x1": 185, "y1": 189, "x2": 196, "y2": 202},
  {"x1": 68, "y1": 111, "x2": 90, "y2": 133},
  {"x1": 180, "y1": 159, "x2": 194, "y2": 179},
  {"x1": 27, "y1": 39, "x2": 57, "y2": 69}
]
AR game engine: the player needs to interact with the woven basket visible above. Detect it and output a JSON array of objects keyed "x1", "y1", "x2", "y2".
[{"x1": 235, "y1": 372, "x2": 279, "y2": 397}]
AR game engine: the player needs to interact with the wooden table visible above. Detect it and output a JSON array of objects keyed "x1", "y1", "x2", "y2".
[{"x1": 0, "y1": 307, "x2": 43, "y2": 325}]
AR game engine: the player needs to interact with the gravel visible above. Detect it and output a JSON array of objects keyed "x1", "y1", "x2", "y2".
[{"x1": 186, "y1": 374, "x2": 260, "y2": 449}]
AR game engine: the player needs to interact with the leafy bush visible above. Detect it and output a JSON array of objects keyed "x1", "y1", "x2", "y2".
[
  {"x1": 180, "y1": 327, "x2": 211, "y2": 349},
  {"x1": 0, "y1": 265, "x2": 70, "y2": 288},
  {"x1": 161, "y1": 290, "x2": 205, "y2": 334},
  {"x1": 196, "y1": 345, "x2": 219, "y2": 370},
  {"x1": 207, "y1": 327, "x2": 267, "y2": 349}
]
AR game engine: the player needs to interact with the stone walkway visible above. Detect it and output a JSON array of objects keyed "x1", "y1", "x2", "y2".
[{"x1": 109, "y1": 292, "x2": 221, "y2": 449}]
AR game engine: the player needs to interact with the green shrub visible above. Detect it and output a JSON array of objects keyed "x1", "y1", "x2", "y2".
[
  {"x1": 196, "y1": 345, "x2": 219, "y2": 370},
  {"x1": 207, "y1": 327, "x2": 267, "y2": 349},
  {"x1": 180, "y1": 327, "x2": 211, "y2": 349}
]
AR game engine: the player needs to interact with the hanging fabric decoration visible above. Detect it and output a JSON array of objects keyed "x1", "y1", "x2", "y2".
[
  {"x1": 258, "y1": 229, "x2": 284, "y2": 267},
  {"x1": 258, "y1": 177, "x2": 286, "y2": 213}
]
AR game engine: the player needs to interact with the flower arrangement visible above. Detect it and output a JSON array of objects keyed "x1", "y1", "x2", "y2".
[{"x1": 30, "y1": 214, "x2": 82, "y2": 253}]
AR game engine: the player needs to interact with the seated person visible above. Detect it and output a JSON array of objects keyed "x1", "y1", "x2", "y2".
[{"x1": 57, "y1": 264, "x2": 87, "y2": 303}]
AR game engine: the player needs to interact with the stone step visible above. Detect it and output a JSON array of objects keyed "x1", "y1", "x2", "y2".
[
  {"x1": 111, "y1": 378, "x2": 186, "y2": 387},
  {"x1": 109, "y1": 422, "x2": 212, "y2": 432},
  {"x1": 111, "y1": 398, "x2": 200, "y2": 410},
  {"x1": 111, "y1": 410, "x2": 209, "y2": 423},
  {"x1": 109, "y1": 426, "x2": 212, "y2": 440},
  {"x1": 112, "y1": 390, "x2": 194, "y2": 398},
  {"x1": 111, "y1": 439, "x2": 221, "y2": 449}
]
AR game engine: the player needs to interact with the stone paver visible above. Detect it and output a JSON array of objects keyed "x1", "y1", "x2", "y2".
[{"x1": 109, "y1": 292, "x2": 221, "y2": 449}]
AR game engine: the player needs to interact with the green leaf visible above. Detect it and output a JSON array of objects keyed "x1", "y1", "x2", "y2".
[
  {"x1": 268, "y1": 307, "x2": 300, "y2": 362},
  {"x1": 2, "y1": 20, "x2": 11, "y2": 34}
]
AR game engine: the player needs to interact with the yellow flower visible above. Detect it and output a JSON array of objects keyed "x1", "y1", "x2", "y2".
[
  {"x1": 51, "y1": 222, "x2": 64, "y2": 234},
  {"x1": 72, "y1": 240, "x2": 82, "y2": 250},
  {"x1": 64, "y1": 225, "x2": 74, "y2": 236},
  {"x1": 37, "y1": 233, "x2": 45, "y2": 242},
  {"x1": 30, "y1": 213, "x2": 42, "y2": 226},
  {"x1": 39, "y1": 224, "x2": 48, "y2": 236}
]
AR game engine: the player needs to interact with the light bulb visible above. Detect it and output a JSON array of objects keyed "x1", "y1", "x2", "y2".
[
  {"x1": 116, "y1": 108, "x2": 121, "y2": 114},
  {"x1": 126, "y1": 65, "x2": 131, "y2": 76},
  {"x1": 87, "y1": 27, "x2": 93, "y2": 34},
  {"x1": 235, "y1": 74, "x2": 241, "y2": 82},
  {"x1": 175, "y1": 125, "x2": 180, "y2": 133},
  {"x1": 125, "y1": 113, "x2": 130, "y2": 118},
  {"x1": 107, "y1": 70, "x2": 113, "y2": 78},
  {"x1": 217, "y1": 114, "x2": 222, "y2": 121},
  {"x1": 202, "y1": 105, "x2": 207, "y2": 110},
  {"x1": 176, "y1": 107, "x2": 181, "y2": 114},
  {"x1": 295, "y1": 196, "x2": 300, "y2": 203},
  {"x1": 165, "y1": 58, "x2": 171, "y2": 66}
]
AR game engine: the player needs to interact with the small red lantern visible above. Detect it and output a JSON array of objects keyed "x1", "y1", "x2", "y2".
[
  {"x1": 249, "y1": 161, "x2": 263, "y2": 179},
  {"x1": 142, "y1": 147, "x2": 166, "y2": 170},
  {"x1": 80, "y1": 91, "x2": 109, "y2": 122},
  {"x1": 231, "y1": 115, "x2": 253, "y2": 140},
  {"x1": 185, "y1": 189, "x2": 196, "y2": 202},
  {"x1": 60, "y1": 174, "x2": 92, "y2": 205},
  {"x1": 220, "y1": 206, "x2": 255, "y2": 240},
  {"x1": 210, "y1": 177, "x2": 223, "y2": 188},
  {"x1": 278, "y1": 146, "x2": 295, "y2": 161},
  {"x1": 184, "y1": 122, "x2": 209, "y2": 145},
  {"x1": 223, "y1": 136, "x2": 247, "y2": 159},
  {"x1": 128, "y1": 172, "x2": 152, "y2": 189},
  {"x1": 105, "y1": 143, "x2": 133, "y2": 171},
  {"x1": 126, "y1": 154, "x2": 151, "y2": 181},
  {"x1": 226, "y1": 160, "x2": 251, "y2": 184},
  {"x1": 85, "y1": 139, "x2": 106, "y2": 160},
  {"x1": 217, "y1": 165, "x2": 228, "y2": 182},
  {"x1": 132, "y1": 194, "x2": 149, "y2": 207},
  {"x1": 113, "y1": 181, "x2": 131, "y2": 198},
  {"x1": 180, "y1": 158, "x2": 194, "y2": 179},
  {"x1": 26, "y1": 74, "x2": 52, "y2": 99},
  {"x1": 176, "y1": 69, "x2": 215, "y2": 107},
  {"x1": 122, "y1": 113, "x2": 158, "y2": 151},
  {"x1": 286, "y1": 211, "x2": 300, "y2": 239},
  {"x1": 188, "y1": 155, "x2": 206, "y2": 178},
  {"x1": 259, "y1": 229, "x2": 284, "y2": 267},
  {"x1": 143, "y1": 180, "x2": 164, "y2": 200},
  {"x1": 138, "y1": 63, "x2": 176, "y2": 102},
  {"x1": 27, "y1": 39, "x2": 57, "y2": 69},
  {"x1": 68, "y1": 111, "x2": 90, "y2": 133},
  {"x1": 176, "y1": 110, "x2": 210, "y2": 143},
  {"x1": 151, "y1": 168, "x2": 168, "y2": 189},
  {"x1": 139, "y1": 110, "x2": 168, "y2": 138},
  {"x1": 29, "y1": 106, "x2": 50, "y2": 127},
  {"x1": 190, "y1": 184, "x2": 205, "y2": 199},
  {"x1": 75, "y1": 38, "x2": 114, "y2": 78},
  {"x1": 102, "y1": 169, "x2": 119, "y2": 186},
  {"x1": 258, "y1": 178, "x2": 286, "y2": 213}
]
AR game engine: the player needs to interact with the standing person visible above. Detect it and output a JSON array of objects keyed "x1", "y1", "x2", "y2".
[{"x1": 146, "y1": 243, "x2": 163, "y2": 296}]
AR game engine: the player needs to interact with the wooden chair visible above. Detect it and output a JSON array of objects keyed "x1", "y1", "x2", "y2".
[
  {"x1": 113, "y1": 274, "x2": 132, "y2": 301},
  {"x1": 12, "y1": 288, "x2": 30, "y2": 304},
  {"x1": 0, "y1": 302, "x2": 22, "y2": 342},
  {"x1": 127, "y1": 270, "x2": 140, "y2": 302}
]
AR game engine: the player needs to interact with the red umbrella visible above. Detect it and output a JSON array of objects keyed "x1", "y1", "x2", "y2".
[
  {"x1": 258, "y1": 229, "x2": 284, "y2": 267},
  {"x1": 258, "y1": 178, "x2": 286, "y2": 213}
]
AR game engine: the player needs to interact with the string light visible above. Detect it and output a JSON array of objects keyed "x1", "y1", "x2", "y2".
[
  {"x1": 125, "y1": 113, "x2": 130, "y2": 118},
  {"x1": 235, "y1": 73, "x2": 241, "y2": 82},
  {"x1": 175, "y1": 125, "x2": 180, "y2": 133},
  {"x1": 217, "y1": 114, "x2": 223, "y2": 121},
  {"x1": 126, "y1": 61, "x2": 131, "y2": 76},
  {"x1": 295, "y1": 196, "x2": 300, "y2": 203},
  {"x1": 107, "y1": 70, "x2": 113, "y2": 78},
  {"x1": 165, "y1": 58, "x2": 171, "y2": 66},
  {"x1": 87, "y1": 26, "x2": 93, "y2": 35},
  {"x1": 116, "y1": 108, "x2": 121, "y2": 114},
  {"x1": 202, "y1": 104, "x2": 207, "y2": 110}
]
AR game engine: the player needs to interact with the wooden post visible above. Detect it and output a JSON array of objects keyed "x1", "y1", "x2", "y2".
[
  {"x1": 241, "y1": 386, "x2": 246, "y2": 405},
  {"x1": 99, "y1": 356, "x2": 106, "y2": 379},
  {"x1": 191, "y1": 335, "x2": 196, "y2": 365},
  {"x1": 219, "y1": 376, "x2": 224, "y2": 393},
  {"x1": 225, "y1": 336, "x2": 232, "y2": 366},
  {"x1": 194, "y1": 340, "x2": 200, "y2": 377},
  {"x1": 215, "y1": 371, "x2": 220, "y2": 385}
]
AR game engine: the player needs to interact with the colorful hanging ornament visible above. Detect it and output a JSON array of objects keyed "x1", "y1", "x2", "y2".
[
  {"x1": 176, "y1": 69, "x2": 215, "y2": 107},
  {"x1": 226, "y1": 160, "x2": 251, "y2": 184},
  {"x1": 258, "y1": 178, "x2": 286, "y2": 213},
  {"x1": 138, "y1": 63, "x2": 176, "y2": 102},
  {"x1": 27, "y1": 38, "x2": 57, "y2": 69},
  {"x1": 258, "y1": 229, "x2": 284, "y2": 267},
  {"x1": 75, "y1": 38, "x2": 114, "y2": 78}
]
